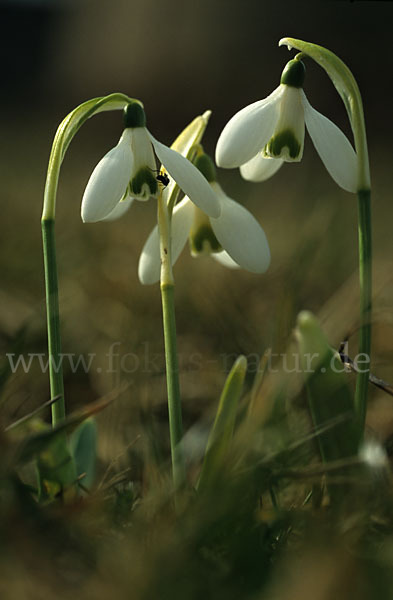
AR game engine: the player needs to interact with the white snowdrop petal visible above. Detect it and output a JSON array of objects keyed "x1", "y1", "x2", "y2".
[
  {"x1": 130, "y1": 127, "x2": 157, "y2": 173},
  {"x1": 138, "y1": 198, "x2": 194, "y2": 285},
  {"x1": 302, "y1": 92, "x2": 357, "y2": 193},
  {"x1": 215, "y1": 86, "x2": 283, "y2": 169},
  {"x1": 211, "y1": 251, "x2": 240, "y2": 270},
  {"x1": 209, "y1": 183, "x2": 270, "y2": 273},
  {"x1": 171, "y1": 198, "x2": 195, "y2": 264},
  {"x1": 240, "y1": 153, "x2": 284, "y2": 182},
  {"x1": 148, "y1": 133, "x2": 221, "y2": 218},
  {"x1": 138, "y1": 225, "x2": 160, "y2": 285},
  {"x1": 81, "y1": 130, "x2": 133, "y2": 222},
  {"x1": 100, "y1": 196, "x2": 134, "y2": 221},
  {"x1": 137, "y1": 225, "x2": 160, "y2": 285}
]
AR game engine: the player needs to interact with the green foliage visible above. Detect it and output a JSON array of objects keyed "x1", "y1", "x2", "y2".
[
  {"x1": 35, "y1": 429, "x2": 77, "y2": 502},
  {"x1": 1, "y1": 343, "x2": 393, "y2": 598},
  {"x1": 197, "y1": 356, "x2": 247, "y2": 491},
  {"x1": 295, "y1": 310, "x2": 359, "y2": 463},
  {"x1": 70, "y1": 418, "x2": 97, "y2": 492},
  {"x1": 6, "y1": 398, "x2": 111, "y2": 502}
]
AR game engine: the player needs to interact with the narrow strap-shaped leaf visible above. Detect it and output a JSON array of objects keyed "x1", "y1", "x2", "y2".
[
  {"x1": 197, "y1": 356, "x2": 247, "y2": 491},
  {"x1": 14, "y1": 395, "x2": 113, "y2": 466},
  {"x1": 295, "y1": 311, "x2": 359, "y2": 464},
  {"x1": 70, "y1": 418, "x2": 97, "y2": 491}
]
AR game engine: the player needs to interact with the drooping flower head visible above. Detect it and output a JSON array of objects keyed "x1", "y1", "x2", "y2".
[
  {"x1": 138, "y1": 152, "x2": 271, "y2": 285},
  {"x1": 215, "y1": 57, "x2": 357, "y2": 193},
  {"x1": 81, "y1": 102, "x2": 220, "y2": 223}
]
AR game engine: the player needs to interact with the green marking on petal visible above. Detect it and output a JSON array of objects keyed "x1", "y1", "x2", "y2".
[
  {"x1": 264, "y1": 129, "x2": 302, "y2": 160},
  {"x1": 189, "y1": 223, "x2": 222, "y2": 255},
  {"x1": 131, "y1": 167, "x2": 158, "y2": 198}
]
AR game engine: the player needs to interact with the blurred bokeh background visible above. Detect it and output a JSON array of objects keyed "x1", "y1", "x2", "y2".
[{"x1": 1, "y1": 0, "x2": 393, "y2": 458}]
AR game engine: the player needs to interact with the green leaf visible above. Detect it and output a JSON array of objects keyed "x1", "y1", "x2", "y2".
[
  {"x1": 70, "y1": 418, "x2": 97, "y2": 491},
  {"x1": 197, "y1": 356, "x2": 247, "y2": 491},
  {"x1": 295, "y1": 310, "x2": 359, "y2": 463},
  {"x1": 11, "y1": 397, "x2": 110, "y2": 502},
  {"x1": 14, "y1": 395, "x2": 112, "y2": 467},
  {"x1": 35, "y1": 428, "x2": 77, "y2": 502},
  {"x1": 247, "y1": 348, "x2": 271, "y2": 419}
]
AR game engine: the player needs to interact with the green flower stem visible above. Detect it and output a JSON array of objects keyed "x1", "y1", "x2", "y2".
[
  {"x1": 41, "y1": 116, "x2": 65, "y2": 422},
  {"x1": 280, "y1": 37, "x2": 372, "y2": 438},
  {"x1": 41, "y1": 218, "x2": 65, "y2": 425},
  {"x1": 157, "y1": 194, "x2": 186, "y2": 489},
  {"x1": 41, "y1": 217, "x2": 76, "y2": 500},
  {"x1": 356, "y1": 189, "x2": 372, "y2": 431},
  {"x1": 41, "y1": 93, "x2": 135, "y2": 427},
  {"x1": 41, "y1": 104, "x2": 66, "y2": 423}
]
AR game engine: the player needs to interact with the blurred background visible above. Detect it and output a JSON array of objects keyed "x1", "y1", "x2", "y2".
[{"x1": 1, "y1": 0, "x2": 393, "y2": 458}]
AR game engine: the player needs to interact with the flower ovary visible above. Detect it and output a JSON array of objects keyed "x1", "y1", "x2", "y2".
[
  {"x1": 123, "y1": 102, "x2": 146, "y2": 129},
  {"x1": 195, "y1": 154, "x2": 217, "y2": 182},
  {"x1": 280, "y1": 59, "x2": 306, "y2": 88}
]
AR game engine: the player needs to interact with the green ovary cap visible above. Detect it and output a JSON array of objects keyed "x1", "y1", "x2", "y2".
[
  {"x1": 123, "y1": 102, "x2": 146, "y2": 128},
  {"x1": 194, "y1": 153, "x2": 217, "y2": 182},
  {"x1": 265, "y1": 129, "x2": 301, "y2": 160},
  {"x1": 189, "y1": 223, "x2": 221, "y2": 255},
  {"x1": 130, "y1": 167, "x2": 158, "y2": 198},
  {"x1": 280, "y1": 59, "x2": 305, "y2": 88}
]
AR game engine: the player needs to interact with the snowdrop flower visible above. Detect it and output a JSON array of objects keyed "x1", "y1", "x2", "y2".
[
  {"x1": 138, "y1": 154, "x2": 270, "y2": 285},
  {"x1": 81, "y1": 102, "x2": 220, "y2": 222},
  {"x1": 216, "y1": 58, "x2": 357, "y2": 193}
]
